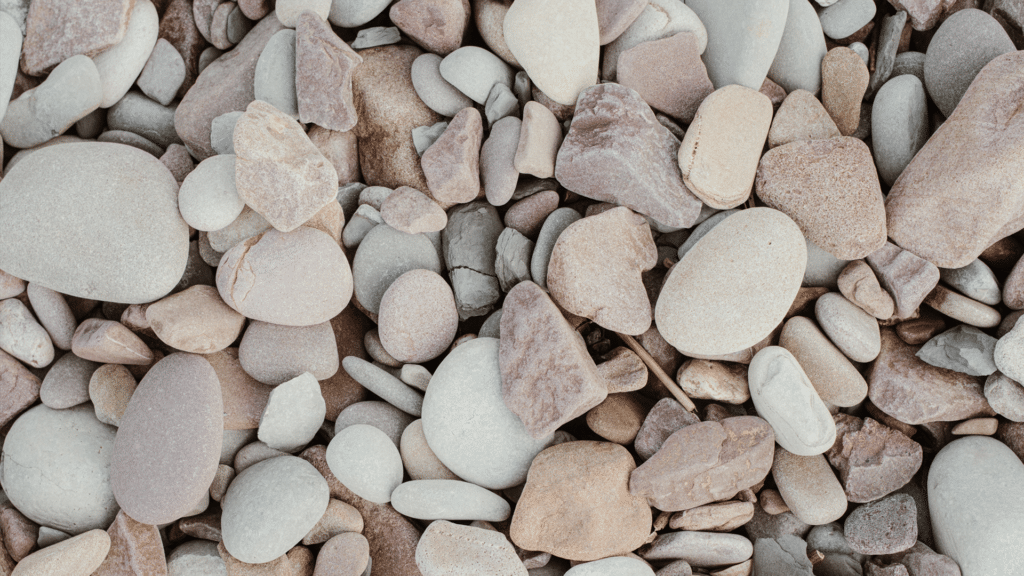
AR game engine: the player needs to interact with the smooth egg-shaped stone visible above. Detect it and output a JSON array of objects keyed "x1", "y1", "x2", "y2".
[
  {"x1": 749, "y1": 346, "x2": 836, "y2": 456},
  {"x1": 655, "y1": 207, "x2": 806, "y2": 356},
  {"x1": 928, "y1": 436, "x2": 1024, "y2": 576},
  {"x1": 0, "y1": 142, "x2": 189, "y2": 304},
  {"x1": 421, "y1": 337, "x2": 553, "y2": 490},
  {"x1": 221, "y1": 455, "x2": 330, "y2": 564},
  {"x1": 326, "y1": 424, "x2": 404, "y2": 504},
  {"x1": 390, "y1": 479, "x2": 512, "y2": 522},
  {"x1": 111, "y1": 353, "x2": 224, "y2": 525},
  {"x1": 1, "y1": 404, "x2": 118, "y2": 534}
]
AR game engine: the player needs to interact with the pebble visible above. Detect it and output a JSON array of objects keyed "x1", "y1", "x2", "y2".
[
  {"x1": 941, "y1": 259, "x2": 1001, "y2": 306},
  {"x1": 313, "y1": 532, "x2": 369, "y2": 576},
  {"x1": 146, "y1": 285, "x2": 246, "y2": 354},
  {"x1": 480, "y1": 117, "x2": 520, "y2": 208},
  {"x1": 494, "y1": 227, "x2": 534, "y2": 292},
  {"x1": 504, "y1": 191, "x2": 559, "y2": 238},
  {"x1": 390, "y1": 0, "x2": 469, "y2": 56},
  {"x1": 138, "y1": 38, "x2": 186, "y2": 106},
  {"x1": 872, "y1": 75, "x2": 930, "y2": 186},
  {"x1": 528, "y1": 208, "x2": 581, "y2": 290},
  {"x1": 928, "y1": 436, "x2": 1024, "y2": 575},
  {"x1": 511, "y1": 441, "x2": 651, "y2": 561},
  {"x1": 39, "y1": 353, "x2": 94, "y2": 410},
  {"x1": 421, "y1": 107, "x2": 483, "y2": 205},
  {"x1": 868, "y1": 329, "x2": 994, "y2": 424},
  {"x1": 1, "y1": 507, "x2": 36, "y2": 562},
  {"x1": 767, "y1": 89, "x2": 840, "y2": 149},
  {"x1": 984, "y1": 372, "x2": 1024, "y2": 422},
  {"x1": 924, "y1": 9, "x2": 1014, "y2": 118},
  {"x1": 642, "y1": 531, "x2": 753, "y2": 567},
  {"x1": 886, "y1": 51, "x2": 1024, "y2": 268},
  {"x1": 379, "y1": 187, "x2": 447, "y2": 235},
  {"x1": 400, "y1": 419, "x2": 459, "y2": 481},
  {"x1": 865, "y1": 9, "x2": 905, "y2": 98},
  {"x1": 821, "y1": 47, "x2": 869, "y2": 136},
  {"x1": 951, "y1": 417, "x2": 998, "y2": 435},
  {"x1": 616, "y1": 32, "x2": 713, "y2": 124},
  {"x1": 924, "y1": 285, "x2": 1001, "y2": 329},
  {"x1": 595, "y1": 0, "x2": 646, "y2": 45},
  {"x1": 295, "y1": 12, "x2": 361, "y2": 131},
  {"x1": 216, "y1": 227, "x2": 352, "y2": 326},
  {"x1": 0, "y1": 298, "x2": 52, "y2": 368},
  {"x1": 88, "y1": 364, "x2": 136, "y2": 426},
  {"x1": 438, "y1": 46, "x2": 515, "y2": 105},
  {"x1": 258, "y1": 373, "x2": 325, "y2": 452},
  {"x1": 630, "y1": 417, "x2": 774, "y2": 511},
  {"x1": 353, "y1": 224, "x2": 443, "y2": 317},
  {"x1": 565, "y1": 557, "x2": 654, "y2": 576},
  {"x1": 767, "y1": 0, "x2": 827, "y2": 93},
  {"x1": 178, "y1": 154, "x2": 245, "y2": 232},
  {"x1": 815, "y1": 292, "x2": 881, "y2": 362},
  {"x1": 92, "y1": 0, "x2": 159, "y2": 108},
  {"x1": 0, "y1": 142, "x2": 188, "y2": 304},
  {"x1": 603, "y1": 0, "x2": 706, "y2": 81},
  {"x1": 503, "y1": 0, "x2": 599, "y2": 106},
  {"x1": 20, "y1": 0, "x2": 132, "y2": 75},
  {"x1": 1, "y1": 405, "x2": 118, "y2": 533},
  {"x1": 0, "y1": 11, "x2": 21, "y2": 122},
  {"x1": 837, "y1": 260, "x2": 895, "y2": 319},
  {"x1": 686, "y1": 0, "x2": 788, "y2": 89},
  {"x1": 210, "y1": 111, "x2": 244, "y2": 155},
  {"x1": 416, "y1": 520, "x2": 526, "y2": 576},
  {"x1": 341, "y1": 357, "x2": 424, "y2": 416},
  {"x1": 351, "y1": 25, "x2": 402, "y2": 49},
  {"x1": 92, "y1": 509, "x2": 166, "y2": 575},
  {"x1": 328, "y1": 0, "x2": 390, "y2": 26},
  {"x1": 670, "y1": 501, "x2": 755, "y2": 532},
  {"x1": 513, "y1": 102, "x2": 560, "y2": 178},
  {"x1": 4, "y1": 56, "x2": 102, "y2": 147},
  {"x1": 749, "y1": 347, "x2": 836, "y2": 456},
  {"x1": 656, "y1": 209, "x2": 806, "y2": 356},
  {"x1": 892, "y1": 51, "x2": 926, "y2": 84},
  {"x1": 71, "y1": 319, "x2": 153, "y2": 365},
  {"x1": 996, "y1": 318, "x2": 1024, "y2": 384},
  {"x1": 916, "y1": 325, "x2": 997, "y2": 376},
  {"x1": 633, "y1": 398, "x2": 699, "y2": 461},
  {"x1": 844, "y1": 494, "x2": 917, "y2": 555},
  {"x1": 238, "y1": 320, "x2": 338, "y2": 385},
  {"x1": 254, "y1": 29, "x2": 298, "y2": 118},
  {"x1": 112, "y1": 353, "x2": 223, "y2": 525},
  {"x1": 98, "y1": 129, "x2": 163, "y2": 156},
  {"x1": 335, "y1": 401, "x2": 414, "y2": 446},
  {"x1": 772, "y1": 448, "x2": 847, "y2": 525},
  {"x1": 675, "y1": 360, "x2": 750, "y2": 404},
  {"x1": 752, "y1": 535, "x2": 813, "y2": 576},
  {"x1": 11, "y1": 529, "x2": 110, "y2": 576},
  {"x1": 302, "y1": 498, "x2": 363, "y2": 545},
  {"x1": 391, "y1": 479, "x2": 510, "y2": 521},
  {"x1": 779, "y1": 316, "x2": 868, "y2": 407},
  {"x1": 819, "y1": 0, "x2": 875, "y2": 39},
  {"x1": 276, "y1": 0, "x2": 331, "y2": 26},
  {"x1": 411, "y1": 53, "x2": 474, "y2": 117},
  {"x1": 326, "y1": 424, "x2": 403, "y2": 504},
  {"x1": 586, "y1": 393, "x2": 647, "y2": 444},
  {"x1": 866, "y1": 242, "x2": 940, "y2": 320},
  {"x1": 413, "y1": 122, "x2": 448, "y2": 156},
  {"x1": 744, "y1": 503, "x2": 810, "y2": 542},
  {"x1": 378, "y1": 269, "x2": 458, "y2": 363},
  {"x1": 221, "y1": 455, "x2": 329, "y2": 564}
]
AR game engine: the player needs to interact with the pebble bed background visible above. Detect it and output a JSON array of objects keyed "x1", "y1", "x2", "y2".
[{"x1": 0, "y1": 0, "x2": 1021, "y2": 574}]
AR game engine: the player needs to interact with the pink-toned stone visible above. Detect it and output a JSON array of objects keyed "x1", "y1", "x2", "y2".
[
  {"x1": 206, "y1": 348, "x2": 272, "y2": 430},
  {"x1": 514, "y1": 101, "x2": 562, "y2": 179},
  {"x1": 160, "y1": 0, "x2": 206, "y2": 100},
  {"x1": 596, "y1": 0, "x2": 646, "y2": 44},
  {"x1": 421, "y1": 107, "x2": 483, "y2": 205},
  {"x1": 389, "y1": 0, "x2": 470, "y2": 56},
  {"x1": 499, "y1": 281, "x2": 608, "y2": 439},
  {"x1": 503, "y1": 191, "x2": 559, "y2": 238},
  {"x1": 630, "y1": 416, "x2": 775, "y2": 512},
  {"x1": 377, "y1": 269, "x2": 458, "y2": 363},
  {"x1": 866, "y1": 241, "x2": 940, "y2": 320},
  {"x1": 844, "y1": 493, "x2": 917, "y2": 555},
  {"x1": 1, "y1": 507, "x2": 38, "y2": 561},
  {"x1": 71, "y1": 319, "x2": 154, "y2": 365},
  {"x1": 320, "y1": 307, "x2": 373, "y2": 421},
  {"x1": 480, "y1": 116, "x2": 521, "y2": 206},
  {"x1": 839, "y1": 260, "x2": 896, "y2": 319},
  {"x1": 821, "y1": 47, "x2": 869, "y2": 136},
  {"x1": 301, "y1": 499, "x2": 363, "y2": 546},
  {"x1": 380, "y1": 187, "x2": 447, "y2": 234},
  {"x1": 0, "y1": 348, "x2": 41, "y2": 428},
  {"x1": 889, "y1": 0, "x2": 955, "y2": 30},
  {"x1": 12, "y1": 529, "x2": 110, "y2": 576},
  {"x1": 89, "y1": 364, "x2": 138, "y2": 427},
  {"x1": 596, "y1": 347, "x2": 647, "y2": 393},
  {"x1": 547, "y1": 207, "x2": 658, "y2": 335},
  {"x1": 308, "y1": 127, "x2": 361, "y2": 186},
  {"x1": 616, "y1": 32, "x2": 714, "y2": 124},
  {"x1": 218, "y1": 541, "x2": 293, "y2": 575},
  {"x1": 633, "y1": 397, "x2": 699, "y2": 461},
  {"x1": 92, "y1": 510, "x2": 167, "y2": 576},
  {"x1": 296, "y1": 12, "x2": 362, "y2": 132},
  {"x1": 585, "y1": 392, "x2": 649, "y2": 444},
  {"x1": 20, "y1": 0, "x2": 134, "y2": 76},
  {"x1": 145, "y1": 285, "x2": 246, "y2": 354},
  {"x1": 826, "y1": 414, "x2": 923, "y2": 503},
  {"x1": 767, "y1": 89, "x2": 841, "y2": 149},
  {"x1": 313, "y1": 533, "x2": 369, "y2": 576}
]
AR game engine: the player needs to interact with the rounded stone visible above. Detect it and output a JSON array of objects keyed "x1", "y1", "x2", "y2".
[
  {"x1": 438, "y1": 46, "x2": 515, "y2": 105},
  {"x1": 985, "y1": 372, "x2": 1024, "y2": 422},
  {"x1": 815, "y1": 292, "x2": 881, "y2": 363},
  {"x1": 779, "y1": 316, "x2": 868, "y2": 407},
  {"x1": 767, "y1": 0, "x2": 827, "y2": 93},
  {"x1": 178, "y1": 154, "x2": 246, "y2": 232},
  {"x1": 238, "y1": 320, "x2": 339, "y2": 385},
  {"x1": 749, "y1": 346, "x2": 836, "y2": 456},
  {"x1": 772, "y1": 448, "x2": 847, "y2": 526},
  {"x1": 221, "y1": 455, "x2": 329, "y2": 564},
  {"x1": 399, "y1": 419, "x2": 460, "y2": 481},
  {"x1": 334, "y1": 401, "x2": 415, "y2": 447},
  {"x1": 390, "y1": 479, "x2": 512, "y2": 521},
  {"x1": 0, "y1": 404, "x2": 118, "y2": 534},
  {"x1": 421, "y1": 337, "x2": 553, "y2": 490},
  {"x1": 0, "y1": 142, "x2": 189, "y2": 304},
  {"x1": 111, "y1": 353, "x2": 224, "y2": 525},
  {"x1": 39, "y1": 353, "x2": 100, "y2": 409},
  {"x1": 378, "y1": 269, "x2": 458, "y2": 363},
  {"x1": 686, "y1": 0, "x2": 788, "y2": 90},
  {"x1": 326, "y1": 424, "x2": 404, "y2": 504},
  {"x1": 655, "y1": 208, "x2": 806, "y2": 356},
  {"x1": 871, "y1": 75, "x2": 929, "y2": 187},
  {"x1": 411, "y1": 53, "x2": 474, "y2": 117},
  {"x1": 167, "y1": 540, "x2": 227, "y2": 576},
  {"x1": 145, "y1": 284, "x2": 246, "y2": 354},
  {"x1": 351, "y1": 224, "x2": 442, "y2": 316},
  {"x1": 254, "y1": 29, "x2": 298, "y2": 118}
]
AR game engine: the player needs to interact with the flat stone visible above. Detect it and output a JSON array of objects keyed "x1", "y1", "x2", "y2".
[
  {"x1": 258, "y1": 373, "x2": 325, "y2": 452},
  {"x1": 779, "y1": 316, "x2": 868, "y2": 408},
  {"x1": 596, "y1": 0, "x2": 646, "y2": 44},
  {"x1": 547, "y1": 207, "x2": 657, "y2": 335},
  {"x1": 92, "y1": 0, "x2": 159, "y2": 108},
  {"x1": 391, "y1": 479, "x2": 510, "y2": 521},
  {"x1": 890, "y1": 0, "x2": 953, "y2": 30},
  {"x1": 675, "y1": 360, "x2": 749, "y2": 404},
  {"x1": 513, "y1": 102, "x2": 560, "y2": 179},
  {"x1": 312, "y1": 532, "x2": 368, "y2": 576},
  {"x1": 678, "y1": 85, "x2": 773, "y2": 209},
  {"x1": 603, "y1": 0, "x2": 706, "y2": 82},
  {"x1": 924, "y1": 285, "x2": 1001, "y2": 329},
  {"x1": 216, "y1": 227, "x2": 352, "y2": 326},
  {"x1": 656, "y1": 209, "x2": 806, "y2": 357},
  {"x1": 11, "y1": 529, "x2": 110, "y2": 576},
  {"x1": 92, "y1": 510, "x2": 166, "y2": 576},
  {"x1": 819, "y1": 0, "x2": 875, "y2": 39},
  {"x1": 866, "y1": 242, "x2": 940, "y2": 320},
  {"x1": 821, "y1": 47, "x2": 869, "y2": 136},
  {"x1": 617, "y1": 32, "x2": 713, "y2": 124},
  {"x1": 326, "y1": 424, "x2": 404, "y2": 504},
  {"x1": 504, "y1": 191, "x2": 559, "y2": 238},
  {"x1": 630, "y1": 417, "x2": 774, "y2": 511},
  {"x1": 565, "y1": 557, "x2": 654, "y2": 576},
  {"x1": 411, "y1": 53, "x2": 474, "y2": 117},
  {"x1": 0, "y1": 55, "x2": 99, "y2": 147},
  {"x1": 596, "y1": 347, "x2": 647, "y2": 393},
  {"x1": 872, "y1": 74, "x2": 930, "y2": 186},
  {"x1": 669, "y1": 501, "x2": 755, "y2": 532},
  {"x1": 530, "y1": 208, "x2": 581, "y2": 290},
  {"x1": 328, "y1": 0, "x2": 389, "y2": 26},
  {"x1": 511, "y1": 441, "x2": 651, "y2": 561},
  {"x1": 353, "y1": 224, "x2": 442, "y2": 317},
  {"x1": 877, "y1": 541, "x2": 961, "y2": 576},
  {"x1": 20, "y1": 0, "x2": 132, "y2": 76},
  {"x1": 38, "y1": 353, "x2": 93, "y2": 410},
  {"x1": 996, "y1": 318, "x2": 1024, "y2": 384},
  {"x1": 204, "y1": 349, "x2": 270, "y2": 431},
  {"x1": 0, "y1": 298, "x2": 52, "y2": 369},
  {"x1": 767, "y1": 0, "x2": 827, "y2": 93},
  {"x1": 88, "y1": 364, "x2": 136, "y2": 427},
  {"x1": 752, "y1": 535, "x2": 813, "y2": 576},
  {"x1": 868, "y1": 329, "x2": 994, "y2": 424},
  {"x1": 237, "y1": 321, "x2": 338, "y2": 386},
  {"x1": 302, "y1": 498, "x2": 362, "y2": 545},
  {"x1": 845, "y1": 494, "x2": 918, "y2": 555},
  {"x1": 341, "y1": 356, "x2": 424, "y2": 417},
  {"x1": 380, "y1": 187, "x2": 447, "y2": 235},
  {"x1": 686, "y1": 0, "x2": 788, "y2": 90},
  {"x1": 221, "y1": 455, "x2": 329, "y2": 564},
  {"x1": 0, "y1": 143, "x2": 188, "y2": 304},
  {"x1": 756, "y1": 137, "x2": 886, "y2": 260},
  {"x1": 555, "y1": 83, "x2": 701, "y2": 228},
  {"x1": 400, "y1": 419, "x2": 459, "y2": 481},
  {"x1": 941, "y1": 259, "x2": 1001, "y2": 306},
  {"x1": 499, "y1": 281, "x2": 607, "y2": 438},
  {"x1": 421, "y1": 107, "x2": 482, "y2": 205},
  {"x1": 641, "y1": 531, "x2": 753, "y2": 567},
  {"x1": 633, "y1": 397, "x2": 699, "y2": 461},
  {"x1": 767, "y1": 89, "x2": 841, "y2": 149},
  {"x1": 503, "y1": 0, "x2": 599, "y2": 106},
  {"x1": 178, "y1": 154, "x2": 246, "y2": 232},
  {"x1": 985, "y1": 372, "x2": 1024, "y2": 422},
  {"x1": 2, "y1": 506, "x2": 37, "y2": 562},
  {"x1": 72, "y1": 319, "x2": 153, "y2": 366},
  {"x1": 916, "y1": 325, "x2": 997, "y2": 376},
  {"x1": 772, "y1": 448, "x2": 847, "y2": 526},
  {"x1": 750, "y1": 346, "x2": 836, "y2": 456},
  {"x1": 295, "y1": 12, "x2": 360, "y2": 131},
  {"x1": 138, "y1": 38, "x2": 186, "y2": 106},
  {"x1": 586, "y1": 393, "x2": 646, "y2": 444},
  {"x1": 838, "y1": 260, "x2": 895, "y2": 319},
  {"x1": 417, "y1": 520, "x2": 526, "y2": 576},
  {"x1": 378, "y1": 269, "x2": 458, "y2": 363}
]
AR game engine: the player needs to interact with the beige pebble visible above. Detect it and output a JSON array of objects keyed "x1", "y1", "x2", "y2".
[
  {"x1": 815, "y1": 292, "x2": 881, "y2": 363},
  {"x1": 821, "y1": 47, "x2": 869, "y2": 136},
  {"x1": 0, "y1": 298, "x2": 54, "y2": 368},
  {"x1": 26, "y1": 283, "x2": 77, "y2": 351},
  {"x1": 616, "y1": 31, "x2": 714, "y2": 124},
  {"x1": 378, "y1": 269, "x2": 458, "y2": 363},
  {"x1": 400, "y1": 419, "x2": 459, "y2": 481},
  {"x1": 514, "y1": 101, "x2": 561, "y2": 179},
  {"x1": 767, "y1": 89, "x2": 840, "y2": 148},
  {"x1": 772, "y1": 448, "x2": 847, "y2": 526},
  {"x1": 379, "y1": 186, "x2": 447, "y2": 234},
  {"x1": 206, "y1": 347, "x2": 273, "y2": 430},
  {"x1": 675, "y1": 359, "x2": 750, "y2": 404},
  {"x1": 668, "y1": 501, "x2": 755, "y2": 532},
  {"x1": 364, "y1": 329, "x2": 402, "y2": 368},
  {"x1": 838, "y1": 260, "x2": 895, "y2": 319},
  {"x1": 11, "y1": 529, "x2": 110, "y2": 576},
  {"x1": 308, "y1": 126, "x2": 361, "y2": 186},
  {"x1": 924, "y1": 285, "x2": 1001, "y2": 329},
  {"x1": 89, "y1": 364, "x2": 137, "y2": 427},
  {"x1": 0, "y1": 270, "x2": 26, "y2": 300},
  {"x1": 71, "y1": 318, "x2": 154, "y2": 365},
  {"x1": 421, "y1": 107, "x2": 483, "y2": 205},
  {"x1": 145, "y1": 285, "x2": 246, "y2": 354},
  {"x1": 1, "y1": 507, "x2": 38, "y2": 562},
  {"x1": 596, "y1": 347, "x2": 647, "y2": 393},
  {"x1": 951, "y1": 417, "x2": 998, "y2": 436},
  {"x1": 303, "y1": 499, "x2": 364, "y2": 545},
  {"x1": 314, "y1": 532, "x2": 369, "y2": 576},
  {"x1": 586, "y1": 393, "x2": 648, "y2": 444},
  {"x1": 210, "y1": 464, "x2": 235, "y2": 502},
  {"x1": 759, "y1": 488, "x2": 790, "y2": 515},
  {"x1": 779, "y1": 316, "x2": 868, "y2": 407},
  {"x1": 504, "y1": 190, "x2": 559, "y2": 238}
]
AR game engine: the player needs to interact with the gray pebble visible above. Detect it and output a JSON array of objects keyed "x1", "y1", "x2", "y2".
[
  {"x1": 677, "y1": 209, "x2": 738, "y2": 259},
  {"x1": 390, "y1": 479, "x2": 511, "y2": 522},
  {"x1": 891, "y1": 51, "x2": 925, "y2": 84},
  {"x1": 0, "y1": 55, "x2": 102, "y2": 149},
  {"x1": 39, "y1": 353, "x2": 99, "y2": 409},
  {"x1": 985, "y1": 372, "x2": 1024, "y2": 422},
  {"x1": 640, "y1": 531, "x2": 752, "y2": 568},
  {"x1": 439, "y1": 46, "x2": 515, "y2": 105},
  {"x1": 352, "y1": 224, "x2": 442, "y2": 315},
  {"x1": 753, "y1": 535, "x2": 814, "y2": 576},
  {"x1": 351, "y1": 26, "x2": 401, "y2": 50},
  {"x1": 334, "y1": 400, "x2": 415, "y2": 446},
  {"x1": 342, "y1": 204, "x2": 383, "y2": 250},
  {"x1": 514, "y1": 70, "x2": 531, "y2": 111},
  {"x1": 254, "y1": 29, "x2": 298, "y2": 118},
  {"x1": 410, "y1": 53, "x2": 474, "y2": 117},
  {"x1": 137, "y1": 38, "x2": 186, "y2": 106},
  {"x1": 341, "y1": 356, "x2": 424, "y2": 416},
  {"x1": 485, "y1": 82, "x2": 519, "y2": 127},
  {"x1": 210, "y1": 110, "x2": 243, "y2": 155},
  {"x1": 531, "y1": 207, "x2": 582, "y2": 290},
  {"x1": 495, "y1": 227, "x2": 534, "y2": 293},
  {"x1": 225, "y1": 5, "x2": 251, "y2": 44},
  {"x1": 939, "y1": 258, "x2": 1001, "y2": 305},
  {"x1": 106, "y1": 91, "x2": 181, "y2": 148},
  {"x1": 399, "y1": 364, "x2": 431, "y2": 391},
  {"x1": 819, "y1": 0, "x2": 875, "y2": 40},
  {"x1": 337, "y1": 182, "x2": 366, "y2": 219},
  {"x1": 197, "y1": 46, "x2": 223, "y2": 73},
  {"x1": 443, "y1": 201, "x2": 503, "y2": 318},
  {"x1": 871, "y1": 74, "x2": 929, "y2": 186},
  {"x1": 97, "y1": 129, "x2": 164, "y2": 156},
  {"x1": 358, "y1": 185, "x2": 394, "y2": 210},
  {"x1": 768, "y1": 0, "x2": 827, "y2": 93},
  {"x1": 479, "y1": 309, "x2": 503, "y2": 339},
  {"x1": 75, "y1": 108, "x2": 106, "y2": 139},
  {"x1": 848, "y1": 42, "x2": 869, "y2": 65},
  {"x1": 412, "y1": 121, "x2": 448, "y2": 156},
  {"x1": 867, "y1": 10, "x2": 907, "y2": 98},
  {"x1": 804, "y1": 237, "x2": 850, "y2": 289},
  {"x1": 916, "y1": 325, "x2": 998, "y2": 376}
]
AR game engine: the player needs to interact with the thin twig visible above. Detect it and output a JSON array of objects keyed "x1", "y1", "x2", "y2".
[{"x1": 619, "y1": 333, "x2": 697, "y2": 414}]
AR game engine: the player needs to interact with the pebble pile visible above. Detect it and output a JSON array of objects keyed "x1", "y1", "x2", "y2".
[{"x1": 0, "y1": 0, "x2": 1021, "y2": 575}]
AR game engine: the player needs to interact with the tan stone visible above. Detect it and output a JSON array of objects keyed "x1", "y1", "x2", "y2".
[
  {"x1": 596, "y1": 0, "x2": 646, "y2": 44},
  {"x1": 821, "y1": 47, "x2": 869, "y2": 136},
  {"x1": 295, "y1": 12, "x2": 361, "y2": 132},
  {"x1": 416, "y1": 521, "x2": 525, "y2": 576},
  {"x1": 895, "y1": 312, "x2": 946, "y2": 345},
  {"x1": 314, "y1": 532, "x2": 369, "y2": 576},
  {"x1": 205, "y1": 348, "x2": 272, "y2": 430},
  {"x1": 779, "y1": 316, "x2": 868, "y2": 407},
  {"x1": 472, "y1": 0, "x2": 518, "y2": 66},
  {"x1": 1, "y1": 507, "x2": 37, "y2": 562},
  {"x1": 421, "y1": 107, "x2": 483, "y2": 205},
  {"x1": 951, "y1": 417, "x2": 999, "y2": 435},
  {"x1": 20, "y1": 0, "x2": 133, "y2": 76},
  {"x1": 11, "y1": 529, "x2": 110, "y2": 576},
  {"x1": 814, "y1": 292, "x2": 881, "y2": 363},
  {"x1": 586, "y1": 393, "x2": 648, "y2": 444},
  {"x1": 510, "y1": 441, "x2": 651, "y2": 561},
  {"x1": 320, "y1": 306, "x2": 373, "y2": 421},
  {"x1": 210, "y1": 465, "x2": 236, "y2": 502},
  {"x1": 633, "y1": 397, "x2": 699, "y2": 461},
  {"x1": 378, "y1": 269, "x2": 458, "y2": 363},
  {"x1": 390, "y1": 0, "x2": 470, "y2": 56},
  {"x1": 772, "y1": 449, "x2": 847, "y2": 526},
  {"x1": 616, "y1": 32, "x2": 713, "y2": 124},
  {"x1": 93, "y1": 510, "x2": 167, "y2": 576},
  {"x1": 89, "y1": 364, "x2": 137, "y2": 427},
  {"x1": 0, "y1": 348, "x2": 41, "y2": 428},
  {"x1": 675, "y1": 359, "x2": 749, "y2": 404},
  {"x1": 596, "y1": 347, "x2": 647, "y2": 393},
  {"x1": 547, "y1": 207, "x2": 657, "y2": 335},
  {"x1": 287, "y1": 546, "x2": 315, "y2": 576},
  {"x1": 218, "y1": 542, "x2": 293, "y2": 576},
  {"x1": 400, "y1": 419, "x2": 460, "y2": 481},
  {"x1": 503, "y1": 191, "x2": 559, "y2": 238},
  {"x1": 630, "y1": 417, "x2": 775, "y2": 512},
  {"x1": 379, "y1": 186, "x2": 447, "y2": 234},
  {"x1": 234, "y1": 100, "x2": 338, "y2": 233},
  {"x1": 145, "y1": 285, "x2": 245, "y2": 354},
  {"x1": 669, "y1": 501, "x2": 755, "y2": 532},
  {"x1": 759, "y1": 489, "x2": 789, "y2": 515},
  {"x1": 767, "y1": 89, "x2": 841, "y2": 148},
  {"x1": 826, "y1": 414, "x2": 922, "y2": 503},
  {"x1": 866, "y1": 242, "x2": 940, "y2": 320},
  {"x1": 513, "y1": 102, "x2": 562, "y2": 179},
  {"x1": 308, "y1": 127, "x2": 360, "y2": 185},
  {"x1": 71, "y1": 319, "x2": 154, "y2": 365},
  {"x1": 838, "y1": 260, "x2": 895, "y2": 319},
  {"x1": 302, "y1": 499, "x2": 363, "y2": 545},
  {"x1": 304, "y1": 200, "x2": 344, "y2": 245},
  {"x1": 924, "y1": 285, "x2": 1001, "y2": 329}
]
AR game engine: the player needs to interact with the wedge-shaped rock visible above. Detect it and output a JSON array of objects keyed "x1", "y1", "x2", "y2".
[
  {"x1": 296, "y1": 12, "x2": 362, "y2": 131},
  {"x1": 826, "y1": 414, "x2": 922, "y2": 503}
]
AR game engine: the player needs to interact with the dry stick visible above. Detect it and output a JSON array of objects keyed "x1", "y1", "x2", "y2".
[{"x1": 618, "y1": 333, "x2": 697, "y2": 414}]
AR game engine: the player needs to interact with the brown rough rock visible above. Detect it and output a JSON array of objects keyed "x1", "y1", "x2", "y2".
[
  {"x1": 296, "y1": 12, "x2": 362, "y2": 132},
  {"x1": 71, "y1": 319, "x2": 154, "y2": 365},
  {"x1": 421, "y1": 107, "x2": 483, "y2": 205},
  {"x1": 174, "y1": 13, "x2": 285, "y2": 159},
  {"x1": 145, "y1": 285, "x2": 246, "y2": 354},
  {"x1": 510, "y1": 441, "x2": 651, "y2": 562},
  {"x1": 633, "y1": 397, "x2": 699, "y2": 461},
  {"x1": 234, "y1": 100, "x2": 338, "y2": 233},
  {"x1": 839, "y1": 260, "x2": 896, "y2": 319},
  {"x1": 93, "y1": 510, "x2": 167, "y2": 576},
  {"x1": 0, "y1": 348, "x2": 41, "y2": 428},
  {"x1": 205, "y1": 348, "x2": 272, "y2": 430},
  {"x1": 379, "y1": 187, "x2": 447, "y2": 234},
  {"x1": 756, "y1": 137, "x2": 886, "y2": 260},
  {"x1": 309, "y1": 127, "x2": 361, "y2": 186},
  {"x1": 11, "y1": 529, "x2": 110, "y2": 576},
  {"x1": 596, "y1": 347, "x2": 647, "y2": 393},
  {"x1": 499, "y1": 281, "x2": 608, "y2": 439},
  {"x1": 300, "y1": 445, "x2": 423, "y2": 576},
  {"x1": 546, "y1": 207, "x2": 658, "y2": 335},
  {"x1": 866, "y1": 242, "x2": 940, "y2": 320},
  {"x1": 616, "y1": 32, "x2": 714, "y2": 124},
  {"x1": 821, "y1": 47, "x2": 869, "y2": 136},
  {"x1": 675, "y1": 359, "x2": 750, "y2": 404},
  {"x1": 20, "y1": 0, "x2": 133, "y2": 76},
  {"x1": 767, "y1": 89, "x2": 841, "y2": 149},
  {"x1": 629, "y1": 417, "x2": 775, "y2": 512},
  {"x1": 314, "y1": 532, "x2": 369, "y2": 576},
  {"x1": 320, "y1": 306, "x2": 373, "y2": 421},
  {"x1": 89, "y1": 364, "x2": 137, "y2": 426},
  {"x1": 159, "y1": 0, "x2": 207, "y2": 99},
  {"x1": 1, "y1": 507, "x2": 37, "y2": 561},
  {"x1": 390, "y1": 0, "x2": 470, "y2": 56},
  {"x1": 302, "y1": 499, "x2": 363, "y2": 545},
  {"x1": 868, "y1": 329, "x2": 994, "y2": 424},
  {"x1": 825, "y1": 414, "x2": 922, "y2": 503},
  {"x1": 886, "y1": 51, "x2": 1024, "y2": 268},
  {"x1": 353, "y1": 45, "x2": 442, "y2": 194},
  {"x1": 554, "y1": 83, "x2": 701, "y2": 228}
]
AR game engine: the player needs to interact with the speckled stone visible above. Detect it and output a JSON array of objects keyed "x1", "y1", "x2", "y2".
[
  {"x1": 845, "y1": 493, "x2": 917, "y2": 555},
  {"x1": 767, "y1": 89, "x2": 841, "y2": 149},
  {"x1": 772, "y1": 448, "x2": 847, "y2": 526},
  {"x1": 616, "y1": 32, "x2": 713, "y2": 124},
  {"x1": 378, "y1": 269, "x2": 458, "y2": 363},
  {"x1": 416, "y1": 520, "x2": 526, "y2": 576},
  {"x1": 827, "y1": 414, "x2": 922, "y2": 503},
  {"x1": 821, "y1": 47, "x2": 869, "y2": 136},
  {"x1": 421, "y1": 107, "x2": 483, "y2": 206}
]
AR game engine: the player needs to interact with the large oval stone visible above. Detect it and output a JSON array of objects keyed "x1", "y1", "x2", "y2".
[
  {"x1": 928, "y1": 436, "x2": 1024, "y2": 576},
  {"x1": 1, "y1": 404, "x2": 118, "y2": 534},
  {"x1": 111, "y1": 353, "x2": 223, "y2": 525},
  {"x1": 0, "y1": 142, "x2": 189, "y2": 304},
  {"x1": 655, "y1": 207, "x2": 806, "y2": 356}
]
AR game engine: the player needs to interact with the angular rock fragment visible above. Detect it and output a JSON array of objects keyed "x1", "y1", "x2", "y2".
[
  {"x1": 826, "y1": 414, "x2": 923, "y2": 503},
  {"x1": 295, "y1": 11, "x2": 361, "y2": 131},
  {"x1": 916, "y1": 325, "x2": 998, "y2": 376},
  {"x1": 866, "y1": 242, "x2": 940, "y2": 320}
]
